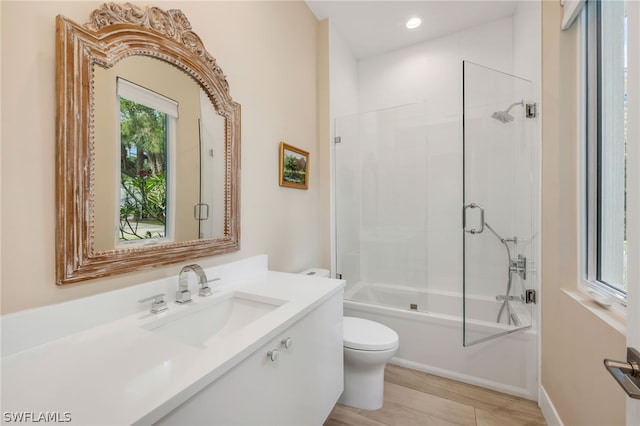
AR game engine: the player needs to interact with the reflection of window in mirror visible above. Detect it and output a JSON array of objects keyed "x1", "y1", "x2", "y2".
[
  {"x1": 92, "y1": 56, "x2": 226, "y2": 252},
  {"x1": 116, "y1": 78, "x2": 177, "y2": 246}
]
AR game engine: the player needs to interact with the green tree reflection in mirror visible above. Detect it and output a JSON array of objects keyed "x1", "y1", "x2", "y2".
[{"x1": 119, "y1": 98, "x2": 168, "y2": 242}]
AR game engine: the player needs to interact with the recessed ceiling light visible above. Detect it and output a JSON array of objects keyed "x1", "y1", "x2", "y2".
[{"x1": 406, "y1": 17, "x2": 422, "y2": 30}]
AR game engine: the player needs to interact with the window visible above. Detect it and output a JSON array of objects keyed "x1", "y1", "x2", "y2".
[
  {"x1": 116, "y1": 78, "x2": 178, "y2": 245},
  {"x1": 584, "y1": 0, "x2": 628, "y2": 303}
]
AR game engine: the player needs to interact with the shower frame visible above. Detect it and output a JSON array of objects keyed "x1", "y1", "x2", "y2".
[{"x1": 333, "y1": 60, "x2": 539, "y2": 347}]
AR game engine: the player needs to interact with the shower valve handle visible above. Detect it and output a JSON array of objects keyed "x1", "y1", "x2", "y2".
[{"x1": 463, "y1": 203, "x2": 485, "y2": 234}]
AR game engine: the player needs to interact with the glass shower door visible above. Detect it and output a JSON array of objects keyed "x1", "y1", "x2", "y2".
[
  {"x1": 334, "y1": 102, "x2": 434, "y2": 310},
  {"x1": 462, "y1": 61, "x2": 537, "y2": 346}
]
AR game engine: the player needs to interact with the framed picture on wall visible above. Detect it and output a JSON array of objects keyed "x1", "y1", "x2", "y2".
[{"x1": 279, "y1": 142, "x2": 309, "y2": 190}]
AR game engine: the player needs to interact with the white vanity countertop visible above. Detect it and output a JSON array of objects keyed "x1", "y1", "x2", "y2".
[{"x1": 1, "y1": 268, "x2": 344, "y2": 425}]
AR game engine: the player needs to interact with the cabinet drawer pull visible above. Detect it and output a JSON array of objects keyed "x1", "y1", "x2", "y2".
[
  {"x1": 267, "y1": 349, "x2": 279, "y2": 362},
  {"x1": 281, "y1": 337, "x2": 292, "y2": 349}
]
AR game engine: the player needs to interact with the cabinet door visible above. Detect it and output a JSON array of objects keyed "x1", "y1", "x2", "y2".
[
  {"x1": 276, "y1": 293, "x2": 344, "y2": 425},
  {"x1": 155, "y1": 345, "x2": 278, "y2": 425}
]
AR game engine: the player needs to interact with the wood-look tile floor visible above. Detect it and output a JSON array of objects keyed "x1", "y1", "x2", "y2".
[{"x1": 324, "y1": 364, "x2": 546, "y2": 426}]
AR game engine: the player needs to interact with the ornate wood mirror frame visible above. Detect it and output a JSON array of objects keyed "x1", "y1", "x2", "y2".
[{"x1": 56, "y1": 3, "x2": 241, "y2": 285}]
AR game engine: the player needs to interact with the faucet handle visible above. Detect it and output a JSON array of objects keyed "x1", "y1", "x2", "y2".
[
  {"x1": 198, "y1": 277, "x2": 221, "y2": 297},
  {"x1": 138, "y1": 293, "x2": 168, "y2": 314},
  {"x1": 175, "y1": 288, "x2": 192, "y2": 304}
]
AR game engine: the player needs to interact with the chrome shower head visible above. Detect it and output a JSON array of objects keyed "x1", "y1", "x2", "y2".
[
  {"x1": 491, "y1": 110, "x2": 514, "y2": 123},
  {"x1": 491, "y1": 100, "x2": 524, "y2": 124}
]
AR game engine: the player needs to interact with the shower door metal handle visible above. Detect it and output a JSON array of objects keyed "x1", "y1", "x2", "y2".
[
  {"x1": 194, "y1": 203, "x2": 210, "y2": 221},
  {"x1": 463, "y1": 203, "x2": 485, "y2": 234},
  {"x1": 604, "y1": 347, "x2": 640, "y2": 399}
]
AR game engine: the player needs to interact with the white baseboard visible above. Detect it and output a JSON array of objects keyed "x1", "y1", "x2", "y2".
[
  {"x1": 390, "y1": 357, "x2": 536, "y2": 401},
  {"x1": 539, "y1": 385, "x2": 564, "y2": 426}
]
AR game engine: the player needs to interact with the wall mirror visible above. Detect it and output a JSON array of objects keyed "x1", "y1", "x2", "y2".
[{"x1": 56, "y1": 3, "x2": 241, "y2": 285}]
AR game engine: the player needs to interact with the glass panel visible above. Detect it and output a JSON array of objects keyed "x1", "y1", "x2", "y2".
[
  {"x1": 198, "y1": 89, "x2": 227, "y2": 240},
  {"x1": 334, "y1": 63, "x2": 537, "y2": 347},
  {"x1": 336, "y1": 102, "x2": 445, "y2": 312},
  {"x1": 597, "y1": 0, "x2": 627, "y2": 293},
  {"x1": 463, "y1": 61, "x2": 537, "y2": 346}
]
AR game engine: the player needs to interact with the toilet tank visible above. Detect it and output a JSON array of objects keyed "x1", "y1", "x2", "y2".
[{"x1": 299, "y1": 268, "x2": 330, "y2": 278}]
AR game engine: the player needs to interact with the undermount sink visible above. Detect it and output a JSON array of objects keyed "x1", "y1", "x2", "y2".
[{"x1": 143, "y1": 292, "x2": 287, "y2": 347}]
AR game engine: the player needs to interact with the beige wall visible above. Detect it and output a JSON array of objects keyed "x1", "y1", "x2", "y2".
[
  {"x1": 541, "y1": 2, "x2": 626, "y2": 424},
  {"x1": 1, "y1": 1, "x2": 327, "y2": 314}
]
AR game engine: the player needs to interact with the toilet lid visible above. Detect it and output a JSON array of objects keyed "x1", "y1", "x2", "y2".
[{"x1": 343, "y1": 317, "x2": 399, "y2": 351}]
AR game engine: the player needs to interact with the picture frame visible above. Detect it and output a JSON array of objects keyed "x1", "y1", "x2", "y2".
[{"x1": 279, "y1": 142, "x2": 309, "y2": 190}]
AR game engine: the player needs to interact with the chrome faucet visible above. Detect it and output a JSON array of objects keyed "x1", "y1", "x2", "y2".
[
  {"x1": 176, "y1": 264, "x2": 219, "y2": 303},
  {"x1": 176, "y1": 264, "x2": 207, "y2": 303}
]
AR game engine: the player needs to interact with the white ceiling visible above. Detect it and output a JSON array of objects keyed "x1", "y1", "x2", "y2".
[{"x1": 305, "y1": 1, "x2": 518, "y2": 59}]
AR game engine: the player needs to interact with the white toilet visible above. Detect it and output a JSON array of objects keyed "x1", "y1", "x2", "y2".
[
  {"x1": 339, "y1": 316, "x2": 399, "y2": 410},
  {"x1": 300, "y1": 269, "x2": 399, "y2": 410}
]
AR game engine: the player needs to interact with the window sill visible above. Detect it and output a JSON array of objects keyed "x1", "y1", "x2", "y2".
[{"x1": 561, "y1": 288, "x2": 626, "y2": 336}]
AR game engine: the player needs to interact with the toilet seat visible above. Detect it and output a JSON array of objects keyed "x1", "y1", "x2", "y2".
[{"x1": 343, "y1": 317, "x2": 399, "y2": 351}]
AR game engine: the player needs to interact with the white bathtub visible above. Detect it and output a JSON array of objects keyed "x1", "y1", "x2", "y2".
[{"x1": 343, "y1": 281, "x2": 538, "y2": 400}]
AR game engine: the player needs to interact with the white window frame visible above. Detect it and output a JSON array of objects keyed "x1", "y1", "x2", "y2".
[{"x1": 581, "y1": 0, "x2": 628, "y2": 308}]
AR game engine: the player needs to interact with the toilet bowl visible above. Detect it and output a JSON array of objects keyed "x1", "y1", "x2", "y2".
[
  {"x1": 339, "y1": 316, "x2": 399, "y2": 410},
  {"x1": 299, "y1": 269, "x2": 399, "y2": 411}
]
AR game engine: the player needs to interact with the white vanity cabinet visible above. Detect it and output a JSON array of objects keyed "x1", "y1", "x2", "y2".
[{"x1": 156, "y1": 291, "x2": 344, "y2": 425}]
